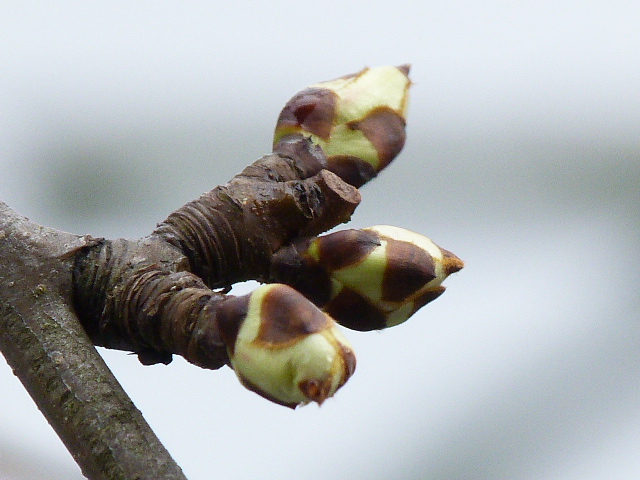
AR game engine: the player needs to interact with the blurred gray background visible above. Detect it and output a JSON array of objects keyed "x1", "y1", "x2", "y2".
[{"x1": 1, "y1": 2, "x2": 639, "y2": 479}]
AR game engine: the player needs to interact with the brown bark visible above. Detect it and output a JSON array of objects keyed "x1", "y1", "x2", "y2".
[{"x1": 0, "y1": 202, "x2": 187, "y2": 480}]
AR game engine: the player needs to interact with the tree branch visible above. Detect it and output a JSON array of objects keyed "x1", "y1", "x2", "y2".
[{"x1": 0, "y1": 202, "x2": 186, "y2": 480}]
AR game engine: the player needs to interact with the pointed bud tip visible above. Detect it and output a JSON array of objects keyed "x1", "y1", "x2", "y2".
[
  {"x1": 397, "y1": 64, "x2": 411, "y2": 76},
  {"x1": 441, "y1": 249, "x2": 464, "y2": 275}
]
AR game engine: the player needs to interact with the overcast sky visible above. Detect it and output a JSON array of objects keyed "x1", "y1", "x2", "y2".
[{"x1": 1, "y1": 2, "x2": 639, "y2": 479}]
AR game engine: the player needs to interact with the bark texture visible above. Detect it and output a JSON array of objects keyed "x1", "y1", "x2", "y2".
[
  {"x1": 72, "y1": 139, "x2": 361, "y2": 369},
  {"x1": 0, "y1": 202, "x2": 187, "y2": 480}
]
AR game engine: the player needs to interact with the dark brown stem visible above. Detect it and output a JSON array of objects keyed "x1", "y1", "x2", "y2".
[
  {"x1": 73, "y1": 235, "x2": 232, "y2": 369},
  {"x1": 154, "y1": 138, "x2": 360, "y2": 288},
  {"x1": 73, "y1": 138, "x2": 360, "y2": 367}
]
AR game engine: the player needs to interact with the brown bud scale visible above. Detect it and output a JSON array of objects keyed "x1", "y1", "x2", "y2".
[
  {"x1": 346, "y1": 106, "x2": 406, "y2": 170},
  {"x1": 275, "y1": 88, "x2": 338, "y2": 141},
  {"x1": 381, "y1": 238, "x2": 436, "y2": 303},
  {"x1": 257, "y1": 284, "x2": 331, "y2": 345},
  {"x1": 316, "y1": 229, "x2": 380, "y2": 271}
]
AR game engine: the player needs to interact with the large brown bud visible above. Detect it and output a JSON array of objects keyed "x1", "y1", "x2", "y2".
[
  {"x1": 271, "y1": 225, "x2": 463, "y2": 331},
  {"x1": 216, "y1": 284, "x2": 356, "y2": 408},
  {"x1": 273, "y1": 65, "x2": 411, "y2": 187}
]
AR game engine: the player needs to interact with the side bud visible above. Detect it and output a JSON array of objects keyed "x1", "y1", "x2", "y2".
[
  {"x1": 216, "y1": 284, "x2": 356, "y2": 408},
  {"x1": 273, "y1": 65, "x2": 411, "y2": 187},
  {"x1": 271, "y1": 225, "x2": 463, "y2": 331}
]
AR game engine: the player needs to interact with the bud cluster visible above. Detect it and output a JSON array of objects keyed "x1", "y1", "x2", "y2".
[{"x1": 75, "y1": 65, "x2": 464, "y2": 410}]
